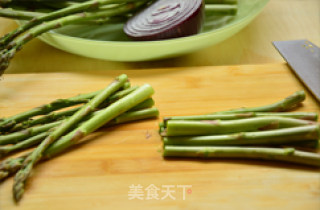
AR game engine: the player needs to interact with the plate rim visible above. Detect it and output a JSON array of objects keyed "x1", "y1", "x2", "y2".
[{"x1": 39, "y1": 0, "x2": 270, "y2": 46}]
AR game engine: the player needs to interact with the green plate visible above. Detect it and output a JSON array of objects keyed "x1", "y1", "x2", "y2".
[{"x1": 38, "y1": 0, "x2": 269, "y2": 61}]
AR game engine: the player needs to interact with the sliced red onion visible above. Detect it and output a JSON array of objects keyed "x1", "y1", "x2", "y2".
[{"x1": 124, "y1": 0, "x2": 204, "y2": 41}]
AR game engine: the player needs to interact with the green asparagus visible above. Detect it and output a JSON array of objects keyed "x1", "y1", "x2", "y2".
[
  {"x1": 163, "y1": 117, "x2": 315, "y2": 137},
  {"x1": 213, "y1": 90, "x2": 306, "y2": 114},
  {"x1": 8, "y1": 86, "x2": 138, "y2": 133},
  {"x1": 0, "y1": 120, "x2": 62, "y2": 145},
  {"x1": 12, "y1": 73, "x2": 128, "y2": 202},
  {"x1": 163, "y1": 124, "x2": 319, "y2": 146},
  {"x1": 13, "y1": 83, "x2": 154, "y2": 202},
  {"x1": 0, "y1": 106, "x2": 158, "y2": 182},
  {"x1": 163, "y1": 112, "x2": 318, "y2": 127},
  {"x1": 0, "y1": 0, "x2": 149, "y2": 48},
  {"x1": 0, "y1": 1, "x2": 149, "y2": 75},
  {"x1": 163, "y1": 146, "x2": 320, "y2": 167},
  {"x1": 0, "y1": 131, "x2": 49, "y2": 158}
]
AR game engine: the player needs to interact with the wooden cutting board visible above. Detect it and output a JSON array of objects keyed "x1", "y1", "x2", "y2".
[{"x1": 0, "y1": 63, "x2": 319, "y2": 210}]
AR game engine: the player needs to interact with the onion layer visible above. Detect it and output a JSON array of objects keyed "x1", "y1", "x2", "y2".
[{"x1": 124, "y1": 0, "x2": 204, "y2": 41}]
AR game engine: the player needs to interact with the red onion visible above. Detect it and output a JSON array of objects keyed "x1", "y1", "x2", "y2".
[{"x1": 124, "y1": 0, "x2": 204, "y2": 41}]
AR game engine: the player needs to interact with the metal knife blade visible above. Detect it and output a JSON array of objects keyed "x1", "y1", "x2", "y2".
[{"x1": 273, "y1": 40, "x2": 320, "y2": 102}]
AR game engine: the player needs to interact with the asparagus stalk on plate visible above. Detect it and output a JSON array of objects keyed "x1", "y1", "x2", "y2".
[
  {"x1": 0, "y1": 0, "x2": 239, "y2": 75},
  {"x1": 0, "y1": 1, "x2": 151, "y2": 75}
]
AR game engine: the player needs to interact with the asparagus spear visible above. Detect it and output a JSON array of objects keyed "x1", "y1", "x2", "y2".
[
  {"x1": 0, "y1": 1, "x2": 149, "y2": 75},
  {"x1": 44, "y1": 84, "x2": 154, "y2": 157},
  {"x1": 0, "y1": 106, "x2": 159, "y2": 158},
  {"x1": 12, "y1": 73, "x2": 128, "y2": 202},
  {"x1": 0, "y1": 106, "x2": 158, "y2": 182},
  {"x1": 109, "y1": 107, "x2": 159, "y2": 124},
  {"x1": 163, "y1": 112, "x2": 318, "y2": 127},
  {"x1": 104, "y1": 85, "x2": 138, "y2": 105},
  {"x1": 288, "y1": 140, "x2": 319, "y2": 149},
  {"x1": 3, "y1": 96, "x2": 154, "y2": 149},
  {"x1": 0, "y1": 8, "x2": 128, "y2": 25},
  {"x1": 0, "y1": 98, "x2": 88, "y2": 133},
  {"x1": 129, "y1": 98, "x2": 154, "y2": 111},
  {"x1": 8, "y1": 86, "x2": 139, "y2": 133},
  {"x1": 213, "y1": 90, "x2": 306, "y2": 114},
  {"x1": 0, "y1": 81, "x2": 135, "y2": 133},
  {"x1": 8, "y1": 107, "x2": 79, "y2": 133},
  {"x1": 163, "y1": 117, "x2": 316, "y2": 136},
  {"x1": 13, "y1": 83, "x2": 154, "y2": 202},
  {"x1": 163, "y1": 146, "x2": 320, "y2": 167},
  {"x1": 163, "y1": 124, "x2": 319, "y2": 146},
  {"x1": 0, "y1": 155, "x2": 25, "y2": 181},
  {"x1": 0, "y1": 120, "x2": 62, "y2": 145},
  {"x1": 0, "y1": 7, "x2": 45, "y2": 20},
  {"x1": 0, "y1": 132, "x2": 49, "y2": 158}
]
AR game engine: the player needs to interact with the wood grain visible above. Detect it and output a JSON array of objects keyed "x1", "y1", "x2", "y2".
[{"x1": 0, "y1": 63, "x2": 319, "y2": 210}]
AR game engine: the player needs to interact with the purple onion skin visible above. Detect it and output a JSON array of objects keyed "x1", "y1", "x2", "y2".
[{"x1": 124, "y1": 0, "x2": 205, "y2": 41}]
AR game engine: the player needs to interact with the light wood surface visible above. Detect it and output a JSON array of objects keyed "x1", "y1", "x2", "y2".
[
  {"x1": 0, "y1": 63, "x2": 319, "y2": 209},
  {"x1": 0, "y1": 0, "x2": 319, "y2": 74}
]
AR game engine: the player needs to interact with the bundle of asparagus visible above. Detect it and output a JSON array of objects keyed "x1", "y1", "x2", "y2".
[
  {"x1": 160, "y1": 90, "x2": 320, "y2": 167},
  {"x1": 0, "y1": 0, "x2": 238, "y2": 75},
  {"x1": 0, "y1": 74, "x2": 159, "y2": 202}
]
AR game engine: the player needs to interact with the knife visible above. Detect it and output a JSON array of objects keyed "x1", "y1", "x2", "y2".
[{"x1": 272, "y1": 40, "x2": 320, "y2": 103}]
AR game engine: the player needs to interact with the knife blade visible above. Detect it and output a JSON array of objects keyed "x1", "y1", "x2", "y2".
[{"x1": 272, "y1": 40, "x2": 320, "y2": 103}]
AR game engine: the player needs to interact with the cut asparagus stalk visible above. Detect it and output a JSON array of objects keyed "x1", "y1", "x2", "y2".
[
  {"x1": 102, "y1": 85, "x2": 138, "y2": 106},
  {"x1": 12, "y1": 74, "x2": 129, "y2": 202},
  {"x1": 163, "y1": 117, "x2": 316, "y2": 136},
  {"x1": 109, "y1": 107, "x2": 159, "y2": 124},
  {"x1": 159, "y1": 122, "x2": 165, "y2": 134},
  {"x1": 288, "y1": 140, "x2": 319, "y2": 149},
  {"x1": 122, "y1": 81, "x2": 131, "y2": 90},
  {"x1": 163, "y1": 146, "x2": 320, "y2": 167},
  {"x1": 129, "y1": 98, "x2": 154, "y2": 111},
  {"x1": 163, "y1": 112, "x2": 318, "y2": 126},
  {"x1": 213, "y1": 90, "x2": 306, "y2": 114},
  {"x1": 13, "y1": 83, "x2": 154, "y2": 202},
  {"x1": 163, "y1": 124, "x2": 319, "y2": 146}
]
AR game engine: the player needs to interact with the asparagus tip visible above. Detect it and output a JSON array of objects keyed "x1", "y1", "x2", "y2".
[
  {"x1": 0, "y1": 171, "x2": 9, "y2": 182},
  {"x1": 13, "y1": 171, "x2": 26, "y2": 203}
]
